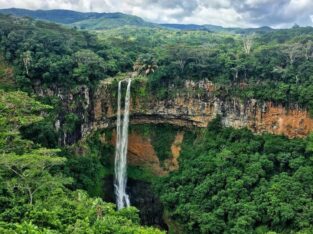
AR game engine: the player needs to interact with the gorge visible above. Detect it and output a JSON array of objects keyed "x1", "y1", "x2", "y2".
[
  {"x1": 77, "y1": 77, "x2": 313, "y2": 231},
  {"x1": 1, "y1": 11, "x2": 313, "y2": 233}
]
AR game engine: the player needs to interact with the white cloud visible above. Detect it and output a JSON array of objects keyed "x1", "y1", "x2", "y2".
[{"x1": 180, "y1": 6, "x2": 249, "y2": 27}]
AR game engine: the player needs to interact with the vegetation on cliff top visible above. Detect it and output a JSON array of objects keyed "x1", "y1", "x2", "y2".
[
  {"x1": 98, "y1": 25, "x2": 313, "y2": 113},
  {"x1": 1, "y1": 13, "x2": 313, "y2": 112}
]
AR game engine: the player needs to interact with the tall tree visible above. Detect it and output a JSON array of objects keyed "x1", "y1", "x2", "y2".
[{"x1": 0, "y1": 149, "x2": 71, "y2": 205}]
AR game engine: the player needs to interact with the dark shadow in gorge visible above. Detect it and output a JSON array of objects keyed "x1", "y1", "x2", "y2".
[
  {"x1": 128, "y1": 178, "x2": 168, "y2": 231},
  {"x1": 103, "y1": 176, "x2": 168, "y2": 231}
]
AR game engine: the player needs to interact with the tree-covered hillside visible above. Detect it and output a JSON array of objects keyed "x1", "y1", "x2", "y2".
[
  {"x1": 161, "y1": 24, "x2": 274, "y2": 34},
  {"x1": 0, "y1": 8, "x2": 99, "y2": 23},
  {"x1": 0, "y1": 8, "x2": 157, "y2": 30},
  {"x1": 0, "y1": 8, "x2": 276, "y2": 32}
]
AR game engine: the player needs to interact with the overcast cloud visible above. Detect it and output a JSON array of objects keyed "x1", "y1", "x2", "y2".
[{"x1": 1, "y1": 0, "x2": 313, "y2": 28}]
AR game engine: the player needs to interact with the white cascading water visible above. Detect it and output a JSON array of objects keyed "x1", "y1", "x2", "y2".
[{"x1": 114, "y1": 78, "x2": 131, "y2": 210}]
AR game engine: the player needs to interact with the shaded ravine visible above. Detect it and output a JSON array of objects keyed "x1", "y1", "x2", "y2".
[{"x1": 103, "y1": 176, "x2": 168, "y2": 230}]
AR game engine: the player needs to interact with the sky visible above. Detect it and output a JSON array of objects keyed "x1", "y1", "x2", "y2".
[{"x1": 1, "y1": 0, "x2": 313, "y2": 28}]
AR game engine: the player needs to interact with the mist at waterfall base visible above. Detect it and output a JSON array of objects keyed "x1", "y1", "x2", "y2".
[{"x1": 114, "y1": 79, "x2": 132, "y2": 210}]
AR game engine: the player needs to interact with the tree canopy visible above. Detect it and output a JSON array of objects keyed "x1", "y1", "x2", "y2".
[
  {"x1": 0, "y1": 88, "x2": 163, "y2": 233},
  {"x1": 155, "y1": 119, "x2": 313, "y2": 233}
]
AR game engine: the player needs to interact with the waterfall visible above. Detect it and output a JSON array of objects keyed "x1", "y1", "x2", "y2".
[{"x1": 114, "y1": 78, "x2": 131, "y2": 210}]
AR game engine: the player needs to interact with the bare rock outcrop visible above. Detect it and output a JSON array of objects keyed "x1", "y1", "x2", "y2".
[{"x1": 91, "y1": 79, "x2": 313, "y2": 138}]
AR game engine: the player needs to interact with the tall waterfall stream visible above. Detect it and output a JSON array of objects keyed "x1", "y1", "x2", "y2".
[{"x1": 114, "y1": 78, "x2": 131, "y2": 210}]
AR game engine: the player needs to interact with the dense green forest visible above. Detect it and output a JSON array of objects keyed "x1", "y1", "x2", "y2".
[
  {"x1": 1, "y1": 12, "x2": 313, "y2": 233},
  {"x1": 0, "y1": 15, "x2": 163, "y2": 233},
  {"x1": 156, "y1": 118, "x2": 313, "y2": 233},
  {"x1": 96, "y1": 26, "x2": 313, "y2": 113},
  {"x1": 0, "y1": 91, "x2": 163, "y2": 233},
  {"x1": 2, "y1": 13, "x2": 313, "y2": 111}
]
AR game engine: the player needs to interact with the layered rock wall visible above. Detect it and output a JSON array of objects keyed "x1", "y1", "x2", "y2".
[{"x1": 90, "y1": 79, "x2": 313, "y2": 138}]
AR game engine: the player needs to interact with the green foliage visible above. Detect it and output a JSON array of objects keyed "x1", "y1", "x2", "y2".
[
  {"x1": 131, "y1": 78, "x2": 149, "y2": 101},
  {"x1": 70, "y1": 15, "x2": 155, "y2": 30},
  {"x1": 63, "y1": 113, "x2": 81, "y2": 134},
  {"x1": 155, "y1": 119, "x2": 313, "y2": 233},
  {"x1": 73, "y1": 49, "x2": 107, "y2": 83},
  {"x1": 1, "y1": 13, "x2": 313, "y2": 107},
  {"x1": 0, "y1": 56, "x2": 15, "y2": 90},
  {"x1": 128, "y1": 166, "x2": 156, "y2": 183},
  {"x1": 64, "y1": 155, "x2": 106, "y2": 197},
  {"x1": 0, "y1": 88, "x2": 163, "y2": 233},
  {"x1": 3, "y1": 13, "x2": 313, "y2": 112},
  {"x1": 63, "y1": 130, "x2": 115, "y2": 197},
  {"x1": 0, "y1": 148, "x2": 71, "y2": 205},
  {"x1": 130, "y1": 124, "x2": 178, "y2": 162},
  {"x1": 0, "y1": 14, "x2": 121, "y2": 90},
  {"x1": 0, "y1": 8, "x2": 155, "y2": 27},
  {"x1": 0, "y1": 190, "x2": 164, "y2": 233},
  {"x1": 133, "y1": 53, "x2": 158, "y2": 76},
  {"x1": 0, "y1": 89, "x2": 52, "y2": 153},
  {"x1": 98, "y1": 26, "x2": 313, "y2": 112},
  {"x1": 20, "y1": 119, "x2": 59, "y2": 148}
]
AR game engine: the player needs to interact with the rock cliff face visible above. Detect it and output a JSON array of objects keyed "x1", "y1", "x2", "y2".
[
  {"x1": 90, "y1": 79, "x2": 313, "y2": 139},
  {"x1": 35, "y1": 84, "x2": 93, "y2": 145},
  {"x1": 87, "y1": 78, "x2": 313, "y2": 176},
  {"x1": 74, "y1": 78, "x2": 313, "y2": 229}
]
